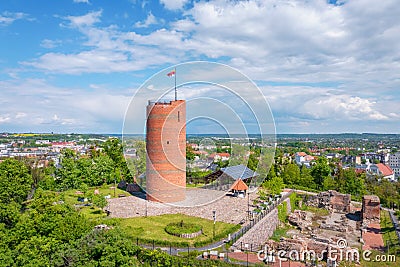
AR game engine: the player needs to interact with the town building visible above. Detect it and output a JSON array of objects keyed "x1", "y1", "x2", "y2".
[
  {"x1": 389, "y1": 152, "x2": 400, "y2": 179},
  {"x1": 294, "y1": 152, "x2": 314, "y2": 167},
  {"x1": 356, "y1": 163, "x2": 396, "y2": 181}
]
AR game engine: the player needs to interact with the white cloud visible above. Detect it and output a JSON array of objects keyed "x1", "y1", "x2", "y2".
[
  {"x1": 40, "y1": 39, "x2": 62, "y2": 49},
  {"x1": 134, "y1": 12, "x2": 157, "y2": 28},
  {"x1": 301, "y1": 95, "x2": 389, "y2": 121},
  {"x1": 15, "y1": 112, "x2": 26, "y2": 119},
  {"x1": 73, "y1": 0, "x2": 90, "y2": 3},
  {"x1": 11, "y1": 0, "x2": 400, "y2": 133},
  {"x1": 262, "y1": 84, "x2": 399, "y2": 133},
  {"x1": 160, "y1": 0, "x2": 189, "y2": 11},
  {"x1": 0, "y1": 77, "x2": 132, "y2": 132},
  {"x1": 0, "y1": 11, "x2": 27, "y2": 26},
  {"x1": 0, "y1": 115, "x2": 11, "y2": 123},
  {"x1": 23, "y1": 47, "x2": 175, "y2": 74},
  {"x1": 65, "y1": 10, "x2": 101, "y2": 28}
]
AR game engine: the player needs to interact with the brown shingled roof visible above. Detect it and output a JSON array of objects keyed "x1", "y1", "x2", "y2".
[
  {"x1": 230, "y1": 179, "x2": 248, "y2": 191},
  {"x1": 376, "y1": 163, "x2": 394, "y2": 176}
]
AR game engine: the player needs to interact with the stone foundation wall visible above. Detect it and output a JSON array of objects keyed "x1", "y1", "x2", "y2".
[
  {"x1": 232, "y1": 208, "x2": 278, "y2": 250},
  {"x1": 285, "y1": 198, "x2": 292, "y2": 214}
]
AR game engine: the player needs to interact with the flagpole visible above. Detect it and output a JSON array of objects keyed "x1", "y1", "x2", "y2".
[{"x1": 174, "y1": 67, "x2": 177, "y2": 101}]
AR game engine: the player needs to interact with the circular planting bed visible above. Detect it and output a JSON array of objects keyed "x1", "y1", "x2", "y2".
[{"x1": 165, "y1": 220, "x2": 203, "y2": 238}]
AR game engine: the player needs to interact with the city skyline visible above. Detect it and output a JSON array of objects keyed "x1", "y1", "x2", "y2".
[{"x1": 1, "y1": 0, "x2": 399, "y2": 134}]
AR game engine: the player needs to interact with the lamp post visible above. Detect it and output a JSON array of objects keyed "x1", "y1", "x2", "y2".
[
  {"x1": 212, "y1": 210, "x2": 216, "y2": 240},
  {"x1": 145, "y1": 198, "x2": 148, "y2": 217},
  {"x1": 247, "y1": 191, "x2": 250, "y2": 220},
  {"x1": 244, "y1": 243, "x2": 249, "y2": 267},
  {"x1": 114, "y1": 177, "x2": 116, "y2": 198}
]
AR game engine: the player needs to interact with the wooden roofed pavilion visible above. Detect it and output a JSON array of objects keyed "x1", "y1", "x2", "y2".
[{"x1": 230, "y1": 179, "x2": 248, "y2": 191}]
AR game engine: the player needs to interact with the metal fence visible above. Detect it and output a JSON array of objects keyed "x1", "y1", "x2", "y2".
[
  {"x1": 129, "y1": 190, "x2": 294, "y2": 266},
  {"x1": 230, "y1": 190, "x2": 293, "y2": 246}
]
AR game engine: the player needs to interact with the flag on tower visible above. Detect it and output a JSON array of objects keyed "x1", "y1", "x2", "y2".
[{"x1": 167, "y1": 70, "x2": 176, "y2": 77}]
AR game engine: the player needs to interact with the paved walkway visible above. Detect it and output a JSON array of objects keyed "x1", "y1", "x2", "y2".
[
  {"x1": 107, "y1": 188, "x2": 258, "y2": 224},
  {"x1": 362, "y1": 223, "x2": 385, "y2": 251}
]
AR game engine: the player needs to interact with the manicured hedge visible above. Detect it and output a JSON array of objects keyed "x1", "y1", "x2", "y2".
[{"x1": 165, "y1": 220, "x2": 202, "y2": 236}]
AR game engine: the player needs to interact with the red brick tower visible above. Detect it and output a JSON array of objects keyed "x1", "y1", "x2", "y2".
[{"x1": 146, "y1": 100, "x2": 186, "y2": 202}]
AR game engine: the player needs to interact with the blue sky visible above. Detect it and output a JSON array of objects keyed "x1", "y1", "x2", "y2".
[{"x1": 0, "y1": 0, "x2": 399, "y2": 134}]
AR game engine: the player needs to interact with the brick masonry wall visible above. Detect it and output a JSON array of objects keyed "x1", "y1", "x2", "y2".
[
  {"x1": 232, "y1": 208, "x2": 279, "y2": 250},
  {"x1": 146, "y1": 100, "x2": 186, "y2": 202}
]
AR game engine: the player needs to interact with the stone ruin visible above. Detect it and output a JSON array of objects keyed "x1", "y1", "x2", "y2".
[
  {"x1": 319, "y1": 214, "x2": 354, "y2": 233},
  {"x1": 362, "y1": 195, "x2": 380, "y2": 225},
  {"x1": 266, "y1": 236, "x2": 359, "y2": 263},
  {"x1": 306, "y1": 190, "x2": 351, "y2": 213},
  {"x1": 266, "y1": 237, "x2": 330, "y2": 259},
  {"x1": 288, "y1": 210, "x2": 313, "y2": 231},
  {"x1": 288, "y1": 209, "x2": 355, "y2": 234}
]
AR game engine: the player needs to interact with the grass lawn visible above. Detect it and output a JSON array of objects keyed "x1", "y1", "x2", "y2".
[
  {"x1": 300, "y1": 205, "x2": 330, "y2": 217},
  {"x1": 60, "y1": 186, "x2": 240, "y2": 248},
  {"x1": 380, "y1": 210, "x2": 400, "y2": 255},
  {"x1": 62, "y1": 184, "x2": 128, "y2": 203},
  {"x1": 61, "y1": 184, "x2": 128, "y2": 220},
  {"x1": 186, "y1": 183, "x2": 206, "y2": 188},
  {"x1": 118, "y1": 213, "x2": 240, "y2": 247},
  {"x1": 269, "y1": 225, "x2": 292, "y2": 242}
]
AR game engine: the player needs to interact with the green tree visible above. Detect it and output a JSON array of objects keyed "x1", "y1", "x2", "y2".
[
  {"x1": 300, "y1": 165, "x2": 316, "y2": 189},
  {"x1": 0, "y1": 159, "x2": 33, "y2": 204},
  {"x1": 76, "y1": 157, "x2": 94, "y2": 186},
  {"x1": 186, "y1": 145, "x2": 196, "y2": 161},
  {"x1": 263, "y1": 176, "x2": 284, "y2": 195},
  {"x1": 335, "y1": 166, "x2": 346, "y2": 192},
  {"x1": 323, "y1": 176, "x2": 336, "y2": 191},
  {"x1": 343, "y1": 168, "x2": 365, "y2": 198},
  {"x1": 55, "y1": 156, "x2": 81, "y2": 190},
  {"x1": 92, "y1": 194, "x2": 108, "y2": 209},
  {"x1": 102, "y1": 138, "x2": 133, "y2": 182},
  {"x1": 37, "y1": 162, "x2": 57, "y2": 191},
  {"x1": 266, "y1": 165, "x2": 277, "y2": 181},
  {"x1": 0, "y1": 158, "x2": 33, "y2": 227},
  {"x1": 247, "y1": 153, "x2": 259, "y2": 171},
  {"x1": 92, "y1": 155, "x2": 115, "y2": 185},
  {"x1": 311, "y1": 157, "x2": 331, "y2": 189},
  {"x1": 102, "y1": 138, "x2": 125, "y2": 166},
  {"x1": 281, "y1": 163, "x2": 300, "y2": 186}
]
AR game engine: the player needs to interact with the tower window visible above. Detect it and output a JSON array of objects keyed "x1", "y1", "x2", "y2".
[
  {"x1": 178, "y1": 111, "x2": 180, "y2": 122},
  {"x1": 167, "y1": 141, "x2": 170, "y2": 144}
]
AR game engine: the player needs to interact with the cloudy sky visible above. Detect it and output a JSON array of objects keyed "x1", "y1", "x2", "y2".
[{"x1": 0, "y1": 0, "x2": 399, "y2": 134}]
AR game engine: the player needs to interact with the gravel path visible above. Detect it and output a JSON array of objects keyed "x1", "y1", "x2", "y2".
[{"x1": 107, "y1": 188, "x2": 258, "y2": 224}]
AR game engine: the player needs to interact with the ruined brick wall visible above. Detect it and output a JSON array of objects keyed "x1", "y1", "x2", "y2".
[
  {"x1": 146, "y1": 100, "x2": 186, "y2": 202},
  {"x1": 330, "y1": 191, "x2": 351, "y2": 213},
  {"x1": 362, "y1": 195, "x2": 380, "y2": 225},
  {"x1": 305, "y1": 190, "x2": 350, "y2": 213}
]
